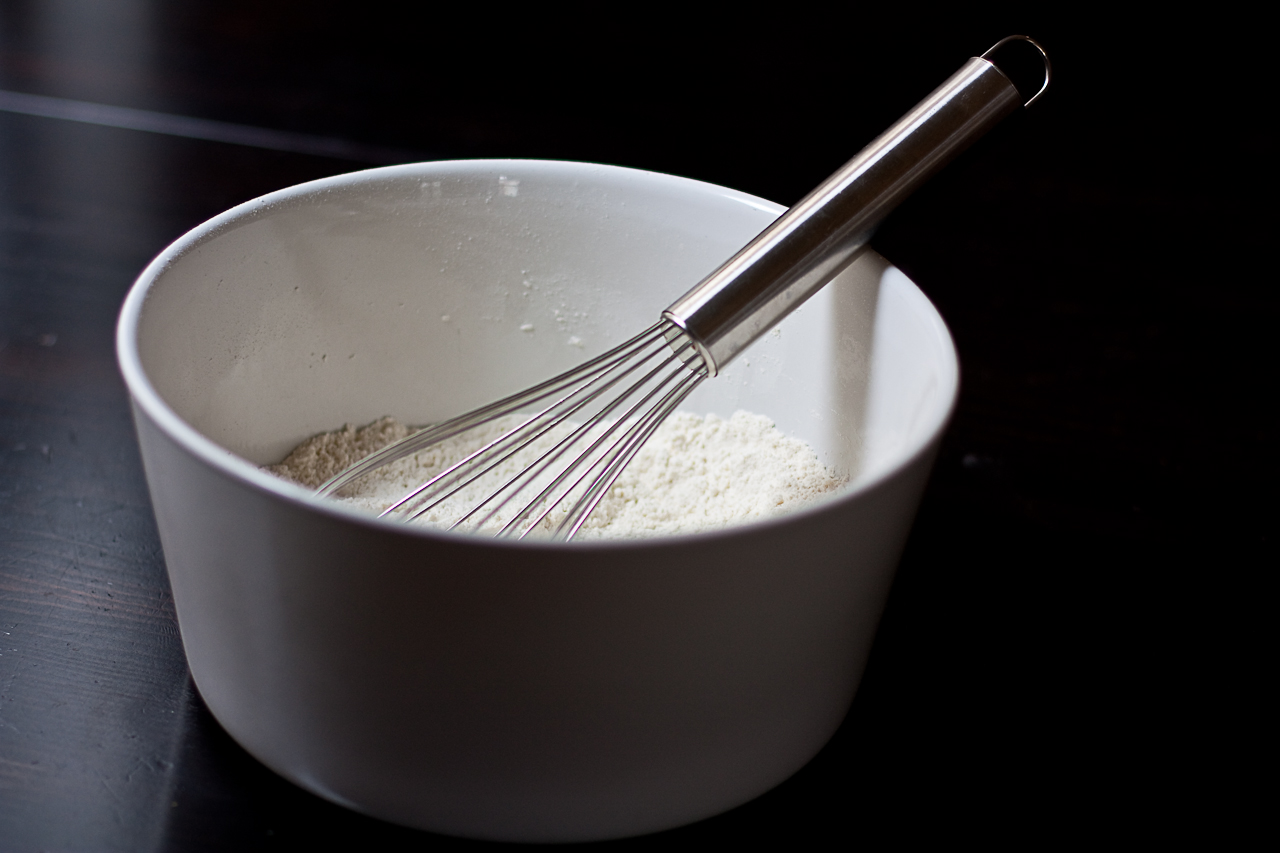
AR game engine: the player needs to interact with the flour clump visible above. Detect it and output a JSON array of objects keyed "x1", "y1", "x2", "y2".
[{"x1": 268, "y1": 412, "x2": 844, "y2": 539}]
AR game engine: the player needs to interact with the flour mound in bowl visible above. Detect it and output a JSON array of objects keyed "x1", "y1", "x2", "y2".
[{"x1": 267, "y1": 412, "x2": 844, "y2": 539}]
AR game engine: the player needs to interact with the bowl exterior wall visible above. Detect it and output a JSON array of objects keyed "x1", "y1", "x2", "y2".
[{"x1": 132, "y1": 401, "x2": 937, "y2": 842}]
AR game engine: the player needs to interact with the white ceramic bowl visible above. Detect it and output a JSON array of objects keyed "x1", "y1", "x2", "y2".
[{"x1": 116, "y1": 160, "x2": 957, "y2": 842}]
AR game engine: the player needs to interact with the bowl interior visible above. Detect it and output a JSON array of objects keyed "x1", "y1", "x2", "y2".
[{"x1": 130, "y1": 160, "x2": 956, "y2": 491}]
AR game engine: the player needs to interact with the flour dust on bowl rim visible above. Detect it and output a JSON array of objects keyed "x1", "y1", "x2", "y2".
[{"x1": 116, "y1": 159, "x2": 958, "y2": 842}]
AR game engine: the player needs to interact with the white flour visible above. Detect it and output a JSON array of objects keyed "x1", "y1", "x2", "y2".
[{"x1": 268, "y1": 411, "x2": 844, "y2": 539}]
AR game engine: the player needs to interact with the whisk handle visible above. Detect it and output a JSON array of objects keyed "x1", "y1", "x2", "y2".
[{"x1": 663, "y1": 36, "x2": 1050, "y2": 375}]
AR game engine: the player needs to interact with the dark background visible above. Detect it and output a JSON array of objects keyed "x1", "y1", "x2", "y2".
[{"x1": 0, "y1": 3, "x2": 1268, "y2": 849}]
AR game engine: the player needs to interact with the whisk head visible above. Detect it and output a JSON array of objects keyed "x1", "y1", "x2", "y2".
[{"x1": 316, "y1": 320, "x2": 707, "y2": 541}]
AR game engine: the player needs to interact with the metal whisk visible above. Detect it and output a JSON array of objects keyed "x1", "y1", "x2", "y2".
[{"x1": 317, "y1": 36, "x2": 1051, "y2": 540}]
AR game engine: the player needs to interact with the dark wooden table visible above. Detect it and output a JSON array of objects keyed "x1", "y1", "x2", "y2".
[{"x1": 0, "y1": 6, "x2": 1266, "y2": 849}]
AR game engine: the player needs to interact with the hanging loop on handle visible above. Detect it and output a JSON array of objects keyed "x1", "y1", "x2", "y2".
[
  {"x1": 982, "y1": 34, "x2": 1053, "y2": 107},
  {"x1": 663, "y1": 37, "x2": 1050, "y2": 375}
]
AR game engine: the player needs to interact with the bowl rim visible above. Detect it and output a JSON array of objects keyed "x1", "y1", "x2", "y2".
[{"x1": 116, "y1": 158, "x2": 959, "y2": 552}]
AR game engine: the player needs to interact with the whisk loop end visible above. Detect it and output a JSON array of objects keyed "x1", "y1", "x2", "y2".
[{"x1": 316, "y1": 320, "x2": 708, "y2": 541}]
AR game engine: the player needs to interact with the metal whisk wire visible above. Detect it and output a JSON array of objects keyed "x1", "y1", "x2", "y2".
[
  {"x1": 317, "y1": 320, "x2": 707, "y2": 540},
  {"x1": 501, "y1": 339, "x2": 706, "y2": 540}
]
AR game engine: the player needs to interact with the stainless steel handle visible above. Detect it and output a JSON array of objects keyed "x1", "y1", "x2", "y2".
[{"x1": 663, "y1": 36, "x2": 1051, "y2": 375}]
